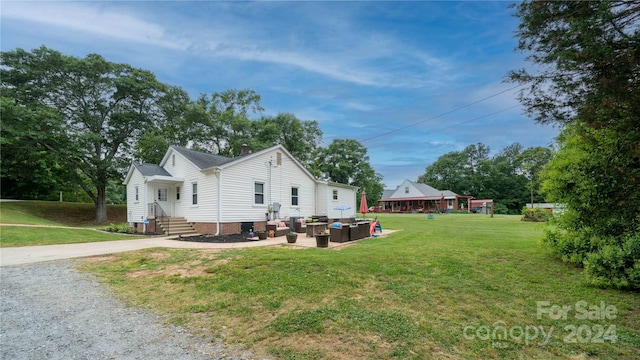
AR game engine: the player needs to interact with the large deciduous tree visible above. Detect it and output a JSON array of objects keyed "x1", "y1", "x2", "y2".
[
  {"x1": 252, "y1": 113, "x2": 323, "y2": 167},
  {"x1": 422, "y1": 150, "x2": 471, "y2": 195},
  {"x1": 517, "y1": 146, "x2": 553, "y2": 207},
  {"x1": 131, "y1": 87, "x2": 325, "y2": 189},
  {"x1": 509, "y1": 1, "x2": 640, "y2": 289},
  {"x1": 1, "y1": 47, "x2": 166, "y2": 223},
  {"x1": 423, "y1": 143, "x2": 492, "y2": 198},
  {"x1": 312, "y1": 139, "x2": 384, "y2": 208},
  {"x1": 188, "y1": 89, "x2": 263, "y2": 157},
  {"x1": 422, "y1": 142, "x2": 550, "y2": 213},
  {"x1": 134, "y1": 85, "x2": 197, "y2": 164},
  {"x1": 0, "y1": 97, "x2": 76, "y2": 200}
]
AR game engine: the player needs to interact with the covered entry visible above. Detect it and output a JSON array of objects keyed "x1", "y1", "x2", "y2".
[{"x1": 145, "y1": 175, "x2": 184, "y2": 218}]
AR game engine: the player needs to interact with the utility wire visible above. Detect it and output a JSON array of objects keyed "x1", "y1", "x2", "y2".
[
  {"x1": 359, "y1": 83, "x2": 524, "y2": 143},
  {"x1": 424, "y1": 104, "x2": 521, "y2": 137},
  {"x1": 364, "y1": 104, "x2": 521, "y2": 151}
]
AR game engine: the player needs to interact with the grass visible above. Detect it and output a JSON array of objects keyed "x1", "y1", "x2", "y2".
[
  {"x1": 79, "y1": 214, "x2": 640, "y2": 359},
  {"x1": 0, "y1": 200, "x2": 127, "y2": 226},
  {"x1": 0, "y1": 226, "x2": 138, "y2": 247},
  {"x1": 0, "y1": 200, "x2": 139, "y2": 247}
]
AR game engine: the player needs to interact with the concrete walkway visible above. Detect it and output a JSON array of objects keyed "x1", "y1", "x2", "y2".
[{"x1": 0, "y1": 226, "x2": 395, "y2": 267}]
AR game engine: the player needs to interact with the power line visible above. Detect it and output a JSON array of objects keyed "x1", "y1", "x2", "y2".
[
  {"x1": 364, "y1": 104, "x2": 521, "y2": 151},
  {"x1": 424, "y1": 104, "x2": 521, "y2": 137},
  {"x1": 359, "y1": 83, "x2": 523, "y2": 143}
]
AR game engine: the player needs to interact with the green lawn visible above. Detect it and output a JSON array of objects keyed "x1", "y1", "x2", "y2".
[
  {"x1": 0, "y1": 200, "x2": 139, "y2": 246},
  {"x1": 0, "y1": 226, "x2": 141, "y2": 247},
  {"x1": 80, "y1": 214, "x2": 640, "y2": 359},
  {"x1": 0, "y1": 200, "x2": 126, "y2": 226},
  {"x1": 0, "y1": 202, "x2": 64, "y2": 226}
]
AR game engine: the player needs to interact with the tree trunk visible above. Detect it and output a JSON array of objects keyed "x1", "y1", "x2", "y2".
[
  {"x1": 95, "y1": 186, "x2": 108, "y2": 224},
  {"x1": 530, "y1": 179, "x2": 534, "y2": 208}
]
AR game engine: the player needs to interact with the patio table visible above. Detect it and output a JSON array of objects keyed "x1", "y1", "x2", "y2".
[{"x1": 306, "y1": 222, "x2": 328, "y2": 237}]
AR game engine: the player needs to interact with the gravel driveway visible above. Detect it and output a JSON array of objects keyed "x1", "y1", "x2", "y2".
[{"x1": 0, "y1": 260, "x2": 264, "y2": 360}]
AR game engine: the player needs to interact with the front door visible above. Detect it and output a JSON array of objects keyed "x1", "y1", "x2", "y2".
[{"x1": 155, "y1": 186, "x2": 172, "y2": 216}]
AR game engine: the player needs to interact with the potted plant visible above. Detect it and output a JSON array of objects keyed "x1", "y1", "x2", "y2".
[
  {"x1": 314, "y1": 230, "x2": 330, "y2": 248},
  {"x1": 286, "y1": 231, "x2": 298, "y2": 243},
  {"x1": 256, "y1": 230, "x2": 268, "y2": 240}
]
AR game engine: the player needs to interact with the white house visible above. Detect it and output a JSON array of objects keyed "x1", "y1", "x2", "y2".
[
  {"x1": 123, "y1": 144, "x2": 358, "y2": 235},
  {"x1": 525, "y1": 203, "x2": 566, "y2": 214}
]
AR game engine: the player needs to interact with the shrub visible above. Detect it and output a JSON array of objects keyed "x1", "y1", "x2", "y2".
[
  {"x1": 105, "y1": 223, "x2": 119, "y2": 232},
  {"x1": 105, "y1": 222, "x2": 136, "y2": 234},
  {"x1": 584, "y1": 233, "x2": 640, "y2": 289},
  {"x1": 541, "y1": 209, "x2": 640, "y2": 290},
  {"x1": 538, "y1": 124, "x2": 639, "y2": 289},
  {"x1": 493, "y1": 203, "x2": 509, "y2": 215},
  {"x1": 521, "y1": 207, "x2": 551, "y2": 222}
]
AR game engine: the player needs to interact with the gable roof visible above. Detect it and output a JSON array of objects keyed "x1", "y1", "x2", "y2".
[
  {"x1": 127, "y1": 144, "x2": 357, "y2": 191},
  {"x1": 134, "y1": 162, "x2": 172, "y2": 177},
  {"x1": 155, "y1": 144, "x2": 321, "y2": 183},
  {"x1": 382, "y1": 189, "x2": 395, "y2": 199},
  {"x1": 413, "y1": 182, "x2": 458, "y2": 197},
  {"x1": 205, "y1": 144, "x2": 320, "y2": 182},
  {"x1": 381, "y1": 180, "x2": 459, "y2": 201},
  {"x1": 123, "y1": 161, "x2": 173, "y2": 184},
  {"x1": 167, "y1": 146, "x2": 235, "y2": 169}
]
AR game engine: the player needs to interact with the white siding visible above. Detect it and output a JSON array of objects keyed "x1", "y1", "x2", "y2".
[
  {"x1": 125, "y1": 168, "x2": 146, "y2": 223},
  {"x1": 387, "y1": 180, "x2": 418, "y2": 199},
  {"x1": 144, "y1": 186, "x2": 155, "y2": 215},
  {"x1": 129, "y1": 145, "x2": 357, "y2": 226},
  {"x1": 165, "y1": 148, "x2": 219, "y2": 223},
  {"x1": 315, "y1": 183, "x2": 329, "y2": 216},
  {"x1": 220, "y1": 149, "x2": 316, "y2": 222},
  {"x1": 317, "y1": 183, "x2": 357, "y2": 219},
  {"x1": 340, "y1": 186, "x2": 357, "y2": 218}
]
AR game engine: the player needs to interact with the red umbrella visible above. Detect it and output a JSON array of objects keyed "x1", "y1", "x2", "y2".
[{"x1": 359, "y1": 192, "x2": 368, "y2": 217}]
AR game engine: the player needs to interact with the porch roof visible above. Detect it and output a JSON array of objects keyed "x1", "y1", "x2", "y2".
[
  {"x1": 145, "y1": 175, "x2": 184, "y2": 184},
  {"x1": 379, "y1": 196, "x2": 454, "y2": 202}
]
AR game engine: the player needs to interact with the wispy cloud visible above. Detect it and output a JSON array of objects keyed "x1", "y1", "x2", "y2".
[
  {"x1": 3, "y1": 1, "x2": 454, "y2": 89},
  {"x1": 2, "y1": 2, "x2": 185, "y2": 50},
  {"x1": 1, "y1": 1, "x2": 559, "y2": 188},
  {"x1": 209, "y1": 44, "x2": 387, "y2": 87}
]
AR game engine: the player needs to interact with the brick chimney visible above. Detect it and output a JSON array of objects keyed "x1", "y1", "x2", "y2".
[{"x1": 240, "y1": 144, "x2": 249, "y2": 156}]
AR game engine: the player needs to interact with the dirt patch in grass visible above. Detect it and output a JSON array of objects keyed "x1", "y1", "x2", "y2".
[
  {"x1": 83, "y1": 255, "x2": 118, "y2": 263},
  {"x1": 147, "y1": 251, "x2": 173, "y2": 262},
  {"x1": 130, "y1": 264, "x2": 209, "y2": 278},
  {"x1": 128, "y1": 257, "x2": 235, "y2": 279},
  {"x1": 267, "y1": 332, "x2": 400, "y2": 360}
]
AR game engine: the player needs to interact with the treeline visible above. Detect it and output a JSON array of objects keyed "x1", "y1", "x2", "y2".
[
  {"x1": 510, "y1": 1, "x2": 639, "y2": 289},
  {"x1": 421, "y1": 142, "x2": 553, "y2": 214},
  {"x1": 0, "y1": 47, "x2": 383, "y2": 222}
]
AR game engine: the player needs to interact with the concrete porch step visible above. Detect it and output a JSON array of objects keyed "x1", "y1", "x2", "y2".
[{"x1": 156, "y1": 217, "x2": 197, "y2": 236}]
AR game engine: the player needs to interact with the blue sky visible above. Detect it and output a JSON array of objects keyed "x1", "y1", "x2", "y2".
[{"x1": 1, "y1": 1, "x2": 558, "y2": 188}]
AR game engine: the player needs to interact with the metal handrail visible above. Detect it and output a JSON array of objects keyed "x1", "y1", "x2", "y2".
[{"x1": 148, "y1": 202, "x2": 169, "y2": 235}]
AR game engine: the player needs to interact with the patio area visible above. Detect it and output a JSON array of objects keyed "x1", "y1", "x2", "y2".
[{"x1": 279, "y1": 227, "x2": 396, "y2": 249}]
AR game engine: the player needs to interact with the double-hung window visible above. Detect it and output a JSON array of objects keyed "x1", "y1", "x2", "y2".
[
  {"x1": 291, "y1": 187, "x2": 299, "y2": 206},
  {"x1": 254, "y1": 182, "x2": 265, "y2": 204},
  {"x1": 192, "y1": 183, "x2": 198, "y2": 205}
]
